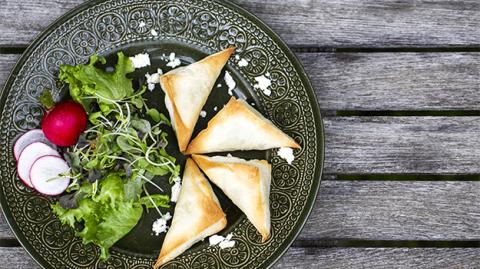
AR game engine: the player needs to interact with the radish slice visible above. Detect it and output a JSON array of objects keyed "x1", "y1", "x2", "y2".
[
  {"x1": 17, "y1": 142, "x2": 59, "y2": 188},
  {"x1": 30, "y1": 155, "x2": 70, "y2": 196},
  {"x1": 13, "y1": 129, "x2": 52, "y2": 160}
]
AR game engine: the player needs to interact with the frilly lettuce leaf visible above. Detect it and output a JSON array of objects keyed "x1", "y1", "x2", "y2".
[
  {"x1": 59, "y1": 52, "x2": 134, "y2": 113},
  {"x1": 52, "y1": 174, "x2": 143, "y2": 260}
]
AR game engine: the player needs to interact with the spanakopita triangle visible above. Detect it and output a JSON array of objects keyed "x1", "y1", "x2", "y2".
[
  {"x1": 160, "y1": 47, "x2": 235, "y2": 152},
  {"x1": 186, "y1": 97, "x2": 300, "y2": 154},
  {"x1": 192, "y1": 154, "x2": 272, "y2": 242},
  {"x1": 154, "y1": 159, "x2": 227, "y2": 268}
]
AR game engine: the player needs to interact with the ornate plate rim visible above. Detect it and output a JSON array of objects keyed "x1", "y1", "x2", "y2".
[{"x1": 0, "y1": 0, "x2": 325, "y2": 268}]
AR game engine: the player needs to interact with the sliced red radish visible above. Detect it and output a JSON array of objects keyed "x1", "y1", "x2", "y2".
[
  {"x1": 17, "y1": 142, "x2": 59, "y2": 188},
  {"x1": 30, "y1": 155, "x2": 70, "y2": 196},
  {"x1": 13, "y1": 129, "x2": 52, "y2": 160}
]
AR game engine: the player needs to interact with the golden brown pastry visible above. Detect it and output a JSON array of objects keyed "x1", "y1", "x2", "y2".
[
  {"x1": 160, "y1": 47, "x2": 235, "y2": 152},
  {"x1": 154, "y1": 159, "x2": 227, "y2": 268},
  {"x1": 186, "y1": 97, "x2": 300, "y2": 154},
  {"x1": 192, "y1": 154, "x2": 272, "y2": 242}
]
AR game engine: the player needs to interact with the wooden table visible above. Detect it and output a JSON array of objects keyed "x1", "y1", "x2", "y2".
[{"x1": 1, "y1": 0, "x2": 479, "y2": 268}]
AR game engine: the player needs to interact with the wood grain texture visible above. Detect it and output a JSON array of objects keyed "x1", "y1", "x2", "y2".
[
  {"x1": 0, "y1": 248, "x2": 38, "y2": 269},
  {"x1": 275, "y1": 247, "x2": 480, "y2": 269},
  {"x1": 0, "y1": 0, "x2": 480, "y2": 47},
  {"x1": 1, "y1": 246, "x2": 479, "y2": 269},
  {"x1": 324, "y1": 116, "x2": 480, "y2": 174},
  {"x1": 0, "y1": 55, "x2": 18, "y2": 90},
  {"x1": 299, "y1": 180, "x2": 480, "y2": 241},
  {"x1": 299, "y1": 52, "x2": 480, "y2": 111},
  {"x1": 1, "y1": 53, "x2": 480, "y2": 111},
  {"x1": 0, "y1": 180, "x2": 478, "y2": 240}
]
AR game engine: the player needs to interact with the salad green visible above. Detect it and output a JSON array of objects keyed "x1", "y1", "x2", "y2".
[{"x1": 51, "y1": 52, "x2": 180, "y2": 260}]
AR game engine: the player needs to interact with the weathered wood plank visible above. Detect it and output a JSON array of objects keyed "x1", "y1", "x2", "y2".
[
  {"x1": 299, "y1": 180, "x2": 480, "y2": 241},
  {"x1": 1, "y1": 180, "x2": 478, "y2": 240},
  {"x1": 0, "y1": 214, "x2": 13, "y2": 239},
  {"x1": 324, "y1": 117, "x2": 480, "y2": 174},
  {"x1": 275, "y1": 247, "x2": 480, "y2": 269},
  {"x1": 300, "y1": 52, "x2": 480, "y2": 111},
  {"x1": 0, "y1": 248, "x2": 38, "y2": 269},
  {"x1": 1, "y1": 246, "x2": 479, "y2": 269},
  {"x1": 1, "y1": 53, "x2": 480, "y2": 111},
  {"x1": 0, "y1": 55, "x2": 18, "y2": 91},
  {"x1": 1, "y1": 0, "x2": 480, "y2": 47}
]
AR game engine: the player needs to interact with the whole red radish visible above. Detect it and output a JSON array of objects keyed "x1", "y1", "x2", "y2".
[{"x1": 42, "y1": 100, "x2": 87, "y2": 147}]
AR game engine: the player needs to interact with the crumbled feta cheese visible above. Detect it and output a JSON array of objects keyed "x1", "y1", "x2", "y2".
[
  {"x1": 277, "y1": 147, "x2": 295, "y2": 165},
  {"x1": 130, "y1": 53, "x2": 151, "y2": 68},
  {"x1": 145, "y1": 73, "x2": 159, "y2": 84},
  {"x1": 145, "y1": 69, "x2": 163, "y2": 91},
  {"x1": 213, "y1": 106, "x2": 218, "y2": 111},
  {"x1": 251, "y1": 103, "x2": 255, "y2": 106},
  {"x1": 200, "y1": 110, "x2": 207, "y2": 118},
  {"x1": 219, "y1": 240, "x2": 236, "y2": 249},
  {"x1": 151, "y1": 29, "x2": 158, "y2": 36},
  {"x1": 170, "y1": 177, "x2": 182, "y2": 202},
  {"x1": 224, "y1": 71, "x2": 236, "y2": 96},
  {"x1": 209, "y1": 235, "x2": 224, "y2": 246},
  {"x1": 217, "y1": 84, "x2": 222, "y2": 88},
  {"x1": 253, "y1": 75, "x2": 272, "y2": 96},
  {"x1": 152, "y1": 212, "x2": 172, "y2": 236},
  {"x1": 139, "y1": 21, "x2": 146, "y2": 28},
  {"x1": 235, "y1": 55, "x2": 240, "y2": 60},
  {"x1": 209, "y1": 233, "x2": 235, "y2": 249},
  {"x1": 166, "y1": 53, "x2": 181, "y2": 68},
  {"x1": 238, "y1": 58, "x2": 248, "y2": 67}
]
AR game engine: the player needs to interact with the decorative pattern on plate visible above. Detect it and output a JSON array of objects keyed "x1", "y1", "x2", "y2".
[{"x1": 0, "y1": 0, "x2": 322, "y2": 268}]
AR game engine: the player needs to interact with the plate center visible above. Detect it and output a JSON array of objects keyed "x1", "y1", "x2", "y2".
[{"x1": 97, "y1": 41, "x2": 268, "y2": 257}]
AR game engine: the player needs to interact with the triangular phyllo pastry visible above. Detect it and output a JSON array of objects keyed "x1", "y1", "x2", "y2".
[
  {"x1": 192, "y1": 154, "x2": 272, "y2": 242},
  {"x1": 160, "y1": 47, "x2": 235, "y2": 152},
  {"x1": 154, "y1": 159, "x2": 227, "y2": 268},
  {"x1": 186, "y1": 97, "x2": 300, "y2": 154}
]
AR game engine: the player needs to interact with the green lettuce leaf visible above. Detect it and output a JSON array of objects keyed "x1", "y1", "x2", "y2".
[
  {"x1": 52, "y1": 174, "x2": 143, "y2": 260},
  {"x1": 59, "y1": 52, "x2": 135, "y2": 113}
]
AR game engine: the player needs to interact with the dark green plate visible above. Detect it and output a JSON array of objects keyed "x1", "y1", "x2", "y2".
[{"x1": 0, "y1": 0, "x2": 324, "y2": 268}]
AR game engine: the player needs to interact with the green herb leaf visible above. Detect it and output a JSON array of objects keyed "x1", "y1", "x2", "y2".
[
  {"x1": 39, "y1": 88, "x2": 55, "y2": 110},
  {"x1": 138, "y1": 194, "x2": 170, "y2": 209},
  {"x1": 147, "y1": 108, "x2": 171, "y2": 126}
]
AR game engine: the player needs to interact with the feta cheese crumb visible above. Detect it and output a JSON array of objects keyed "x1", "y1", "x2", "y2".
[
  {"x1": 219, "y1": 240, "x2": 236, "y2": 249},
  {"x1": 166, "y1": 53, "x2": 181, "y2": 68},
  {"x1": 277, "y1": 147, "x2": 295, "y2": 165},
  {"x1": 200, "y1": 110, "x2": 207, "y2": 118},
  {"x1": 235, "y1": 55, "x2": 240, "y2": 60},
  {"x1": 213, "y1": 106, "x2": 218, "y2": 111},
  {"x1": 151, "y1": 29, "x2": 158, "y2": 36},
  {"x1": 152, "y1": 212, "x2": 172, "y2": 236},
  {"x1": 130, "y1": 53, "x2": 151, "y2": 68},
  {"x1": 209, "y1": 233, "x2": 235, "y2": 249},
  {"x1": 139, "y1": 21, "x2": 146, "y2": 28},
  {"x1": 145, "y1": 68, "x2": 163, "y2": 91},
  {"x1": 224, "y1": 71, "x2": 236, "y2": 96},
  {"x1": 209, "y1": 235, "x2": 224, "y2": 246},
  {"x1": 238, "y1": 58, "x2": 249, "y2": 67},
  {"x1": 217, "y1": 84, "x2": 222, "y2": 88},
  {"x1": 170, "y1": 177, "x2": 182, "y2": 202},
  {"x1": 253, "y1": 75, "x2": 272, "y2": 96}
]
